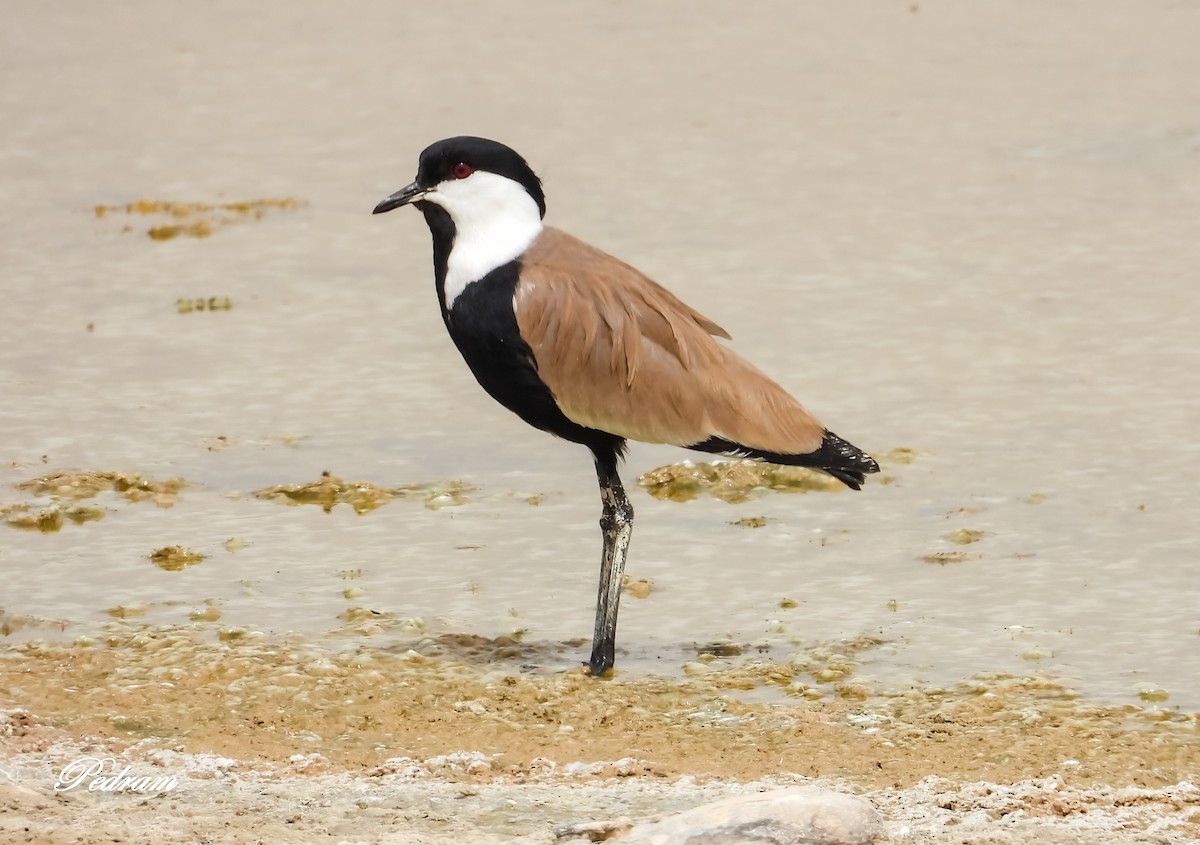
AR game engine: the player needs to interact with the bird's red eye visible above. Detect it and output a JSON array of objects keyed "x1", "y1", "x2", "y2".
[{"x1": 452, "y1": 162, "x2": 474, "y2": 179}]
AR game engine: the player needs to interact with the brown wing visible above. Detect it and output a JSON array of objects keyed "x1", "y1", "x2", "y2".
[{"x1": 513, "y1": 227, "x2": 826, "y2": 454}]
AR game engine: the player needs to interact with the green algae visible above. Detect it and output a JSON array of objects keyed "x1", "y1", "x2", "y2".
[
  {"x1": 94, "y1": 197, "x2": 303, "y2": 240},
  {"x1": 3, "y1": 504, "x2": 64, "y2": 533},
  {"x1": 17, "y1": 470, "x2": 186, "y2": 507},
  {"x1": 922, "y1": 551, "x2": 972, "y2": 565},
  {"x1": 177, "y1": 296, "x2": 233, "y2": 312},
  {"x1": 947, "y1": 528, "x2": 986, "y2": 545},
  {"x1": 3, "y1": 471, "x2": 184, "y2": 533},
  {"x1": 150, "y1": 221, "x2": 213, "y2": 240},
  {"x1": 150, "y1": 545, "x2": 205, "y2": 572},
  {"x1": 731, "y1": 516, "x2": 769, "y2": 528},
  {"x1": 639, "y1": 460, "x2": 843, "y2": 504},
  {"x1": 252, "y1": 472, "x2": 475, "y2": 514}
]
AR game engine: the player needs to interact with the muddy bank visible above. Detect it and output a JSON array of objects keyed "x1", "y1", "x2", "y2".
[
  {"x1": 1, "y1": 630, "x2": 1196, "y2": 787},
  {"x1": 1, "y1": 637, "x2": 1197, "y2": 844}
]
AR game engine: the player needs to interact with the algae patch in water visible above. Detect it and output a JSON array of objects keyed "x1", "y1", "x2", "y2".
[
  {"x1": 107, "y1": 604, "x2": 149, "y2": 619},
  {"x1": 0, "y1": 504, "x2": 104, "y2": 533},
  {"x1": 1, "y1": 504, "x2": 56, "y2": 532},
  {"x1": 177, "y1": 296, "x2": 233, "y2": 313},
  {"x1": 17, "y1": 471, "x2": 186, "y2": 507},
  {"x1": 947, "y1": 528, "x2": 986, "y2": 545},
  {"x1": 150, "y1": 221, "x2": 213, "y2": 240},
  {"x1": 731, "y1": 516, "x2": 769, "y2": 528},
  {"x1": 922, "y1": 551, "x2": 972, "y2": 565},
  {"x1": 0, "y1": 609, "x2": 71, "y2": 637},
  {"x1": 1135, "y1": 683, "x2": 1170, "y2": 703},
  {"x1": 203, "y1": 433, "x2": 304, "y2": 451},
  {"x1": 621, "y1": 576, "x2": 653, "y2": 599},
  {"x1": 639, "y1": 460, "x2": 842, "y2": 504},
  {"x1": 4, "y1": 471, "x2": 185, "y2": 532},
  {"x1": 67, "y1": 504, "x2": 106, "y2": 524},
  {"x1": 696, "y1": 641, "x2": 744, "y2": 658},
  {"x1": 189, "y1": 605, "x2": 222, "y2": 623},
  {"x1": 253, "y1": 472, "x2": 475, "y2": 514},
  {"x1": 877, "y1": 447, "x2": 920, "y2": 465},
  {"x1": 150, "y1": 546, "x2": 205, "y2": 571},
  {"x1": 94, "y1": 197, "x2": 303, "y2": 240}
]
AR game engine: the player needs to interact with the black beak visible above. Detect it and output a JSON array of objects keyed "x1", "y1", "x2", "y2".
[{"x1": 372, "y1": 181, "x2": 427, "y2": 214}]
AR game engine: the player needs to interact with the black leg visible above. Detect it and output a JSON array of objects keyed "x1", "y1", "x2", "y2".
[{"x1": 586, "y1": 448, "x2": 634, "y2": 676}]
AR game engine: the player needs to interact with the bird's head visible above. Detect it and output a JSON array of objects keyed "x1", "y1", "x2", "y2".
[{"x1": 373, "y1": 136, "x2": 546, "y2": 225}]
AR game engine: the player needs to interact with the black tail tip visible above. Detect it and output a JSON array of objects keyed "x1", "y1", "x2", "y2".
[
  {"x1": 822, "y1": 467, "x2": 867, "y2": 490},
  {"x1": 819, "y1": 432, "x2": 880, "y2": 491},
  {"x1": 684, "y1": 432, "x2": 879, "y2": 490}
]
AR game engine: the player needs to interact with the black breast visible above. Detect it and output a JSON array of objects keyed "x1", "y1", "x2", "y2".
[
  {"x1": 442, "y1": 259, "x2": 622, "y2": 456},
  {"x1": 417, "y1": 202, "x2": 621, "y2": 455}
]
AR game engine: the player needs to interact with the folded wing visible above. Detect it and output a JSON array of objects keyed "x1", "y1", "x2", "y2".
[{"x1": 513, "y1": 227, "x2": 827, "y2": 455}]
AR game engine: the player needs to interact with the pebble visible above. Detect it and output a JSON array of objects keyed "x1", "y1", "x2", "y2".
[{"x1": 557, "y1": 787, "x2": 885, "y2": 844}]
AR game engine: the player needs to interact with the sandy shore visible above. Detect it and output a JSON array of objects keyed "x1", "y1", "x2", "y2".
[
  {"x1": 3, "y1": 720, "x2": 1197, "y2": 843},
  {"x1": 3, "y1": 764, "x2": 1197, "y2": 845},
  {"x1": 2, "y1": 636, "x2": 1197, "y2": 843}
]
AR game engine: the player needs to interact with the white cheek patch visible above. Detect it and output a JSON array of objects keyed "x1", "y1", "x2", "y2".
[{"x1": 424, "y1": 172, "x2": 544, "y2": 310}]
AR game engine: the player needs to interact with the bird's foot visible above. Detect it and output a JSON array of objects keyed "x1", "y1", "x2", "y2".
[{"x1": 583, "y1": 658, "x2": 615, "y2": 678}]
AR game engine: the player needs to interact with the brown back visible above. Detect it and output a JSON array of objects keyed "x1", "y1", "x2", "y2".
[{"x1": 514, "y1": 227, "x2": 826, "y2": 454}]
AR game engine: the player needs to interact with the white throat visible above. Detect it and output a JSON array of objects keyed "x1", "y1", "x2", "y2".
[{"x1": 423, "y1": 171, "x2": 544, "y2": 309}]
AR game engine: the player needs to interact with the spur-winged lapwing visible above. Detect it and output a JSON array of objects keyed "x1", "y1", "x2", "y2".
[{"x1": 374, "y1": 136, "x2": 879, "y2": 676}]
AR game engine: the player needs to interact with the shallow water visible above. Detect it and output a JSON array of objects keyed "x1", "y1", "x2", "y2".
[{"x1": 2, "y1": 1, "x2": 1198, "y2": 709}]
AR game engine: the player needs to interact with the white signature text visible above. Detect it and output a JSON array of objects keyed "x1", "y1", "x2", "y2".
[{"x1": 54, "y1": 756, "x2": 178, "y2": 794}]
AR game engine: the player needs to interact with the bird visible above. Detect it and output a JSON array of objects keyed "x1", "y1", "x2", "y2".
[{"x1": 373, "y1": 136, "x2": 879, "y2": 677}]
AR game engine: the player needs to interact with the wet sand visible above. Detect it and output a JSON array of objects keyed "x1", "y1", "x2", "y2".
[
  {"x1": 3, "y1": 0, "x2": 1200, "y2": 841},
  {"x1": 2, "y1": 637, "x2": 1198, "y2": 843}
]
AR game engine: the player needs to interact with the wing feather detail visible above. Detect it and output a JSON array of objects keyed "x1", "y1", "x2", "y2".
[{"x1": 513, "y1": 227, "x2": 825, "y2": 454}]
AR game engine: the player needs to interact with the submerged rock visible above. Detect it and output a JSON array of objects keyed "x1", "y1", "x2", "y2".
[{"x1": 557, "y1": 787, "x2": 886, "y2": 844}]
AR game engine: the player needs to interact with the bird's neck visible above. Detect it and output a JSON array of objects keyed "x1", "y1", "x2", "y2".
[
  {"x1": 420, "y1": 203, "x2": 456, "y2": 314},
  {"x1": 422, "y1": 184, "x2": 543, "y2": 312}
]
